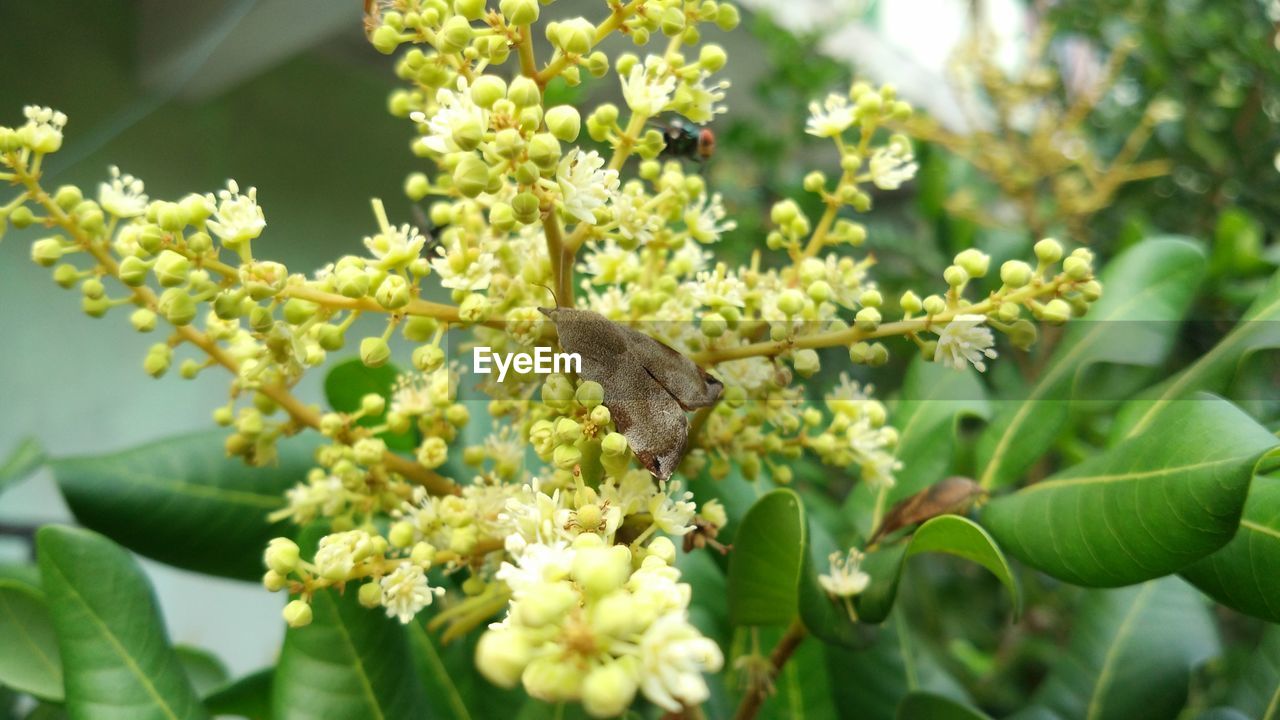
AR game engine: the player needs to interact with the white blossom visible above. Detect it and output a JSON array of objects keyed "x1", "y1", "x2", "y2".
[
  {"x1": 677, "y1": 73, "x2": 730, "y2": 124},
  {"x1": 806, "y1": 93, "x2": 856, "y2": 137},
  {"x1": 207, "y1": 180, "x2": 266, "y2": 248},
  {"x1": 20, "y1": 105, "x2": 67, "y2": 153},
  {"x1": 380, "y1": 563, "x2": 443, "y2": 623},
  {"x1": 98, "y1": 166, "x2": 148, "y2": 218},
  {"x1": 868, "y1": 142, "x2": 919, "y2": 190},
  {"x1": 557, "y1": 149, "x2": 619, "y2": 224},
  {"x1": 410, "y1": 78, "x2": 488, "y2": 155},
  {"x1": 683, "y1": 192, "x2": 736, "y2": 243},
  {"x1": 620, "y1": 55, "x2": 677, "y2": 117},
  {"x1": 364, "y1": 223, "x2": 427, "y2": 270},
  {"x1": 934, "y1": 314, "x2": 998, "y2": 372},
  {"x1": 637, "y1": 612, "x2": 724, "y2": 712},
  {"x1": 818, "y1": 549, "x2": 870, "y2": 598}
]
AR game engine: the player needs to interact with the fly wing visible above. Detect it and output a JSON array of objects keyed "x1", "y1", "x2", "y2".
[{"x1": 599, "y1": 364, "x2": 688, "y2": 481}]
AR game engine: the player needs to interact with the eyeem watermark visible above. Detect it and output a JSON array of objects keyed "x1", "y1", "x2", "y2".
[{"x1": 472, "y1": 347, "x2": 581, "y2": 382}]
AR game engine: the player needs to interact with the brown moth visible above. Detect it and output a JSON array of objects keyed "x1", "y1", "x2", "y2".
[
  {"x1": 867, "y1": 476, "x2": 986, "y2": 545},
  {"x1": 539, "y1": 307, "x2": 723, "y2": 480}
]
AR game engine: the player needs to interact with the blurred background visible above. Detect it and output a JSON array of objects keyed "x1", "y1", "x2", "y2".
[{"x1": 2, "y1": 0, "x2": 1278, "y2": 679}]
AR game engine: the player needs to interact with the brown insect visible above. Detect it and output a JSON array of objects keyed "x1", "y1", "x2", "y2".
[
  {"x1": 539, "y1": 307, "x2": 723, "y2": 480},
  {"x1": 867, "y1": 476, "x2": 986, "y2": 546}
]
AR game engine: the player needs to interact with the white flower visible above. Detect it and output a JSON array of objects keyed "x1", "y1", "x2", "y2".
[
  {"x1": 410, "y1": 78, "x2": 488, "y2": 155},
  {"x1": 20, "y1": 105, "x2": 67, "y2": 153},
  {"x1": 495, "y1": 540, "x2": 575, "y2": 597},
  {"x1": 620, "y1": 55, "x2": 677, "y2": 117},
  {"x1": 868, "y1": 142, "x2": 918, "y2": 190},
  {"x1": 364, "y1": 223, "x2": 427, "y2": 270},
  {"x1": 580, "y1": 239, "x2": 641, "y2": 284},
  {"x1": 676, "y1": 73, "x2": 730, "y2": 125},
  {"x1": 648, "y1": 481, "x2": 697, "y2": 536},
  {"x1": 98, "y1": 166, "x2": 148, "y2": 218},
  {"x1": 683, "y1": 192, "x2": 736, "y2": 243},
  {"x1": 637, "y1": 612, "x2": 724, "y2": 712},
  {"x1": 313, "y1": 530, "x2": 375, "y2": 580},
  {"x1": 689, "y1": 268, "x2": 746, "y2": 308},
  {"x1": 806, "y1": 93, "x2": 855, "y2": 138},
  {"x1": 207, "y1": 180, "x2": 266, "y2": 248},
  {"x1": 612, "y1": 185, "x2": 664, "y2": 245},
  {"x1": 557, "y1": 149, "x2": 619, "y2": 224},
  {"x1": 934, "y1": 314, "x2": 998, "y2": 372},
  {"x1": 380, "y1": 563, "x2": 443, "y2": 623},
  {"x1": 715, "y1": 357, "x2": 774, "y2": 391},
  {"x1": 818, "y1": 549, "x2": 870, "y2": 598},
  {"x1": 429, "y1": 236, "x2": 499, "y2": 291}
]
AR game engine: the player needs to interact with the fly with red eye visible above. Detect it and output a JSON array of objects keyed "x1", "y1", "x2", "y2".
[{"x1": 656, "y1": 117, "x2": 716, "y2": 164}]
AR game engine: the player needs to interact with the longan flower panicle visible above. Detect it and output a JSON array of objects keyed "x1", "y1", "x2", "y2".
[
  {"x1": 98, "y1": 166, "x2": 148, "y2": 218},
  {"x1": 206, "y1": 179, "x2": 266, "y2": 252}
]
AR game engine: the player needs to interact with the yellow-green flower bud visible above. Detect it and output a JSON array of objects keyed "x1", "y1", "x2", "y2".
[
  {"x1": 859, "y1": 288, "x2": 883, "y2": 307},
  {"x1": 528, "y1": 133, "x2": 562, "y2": 169},
  {"x1": 403, "y1": 316, "x2": 439, "y2": 343},
  {"x1": 353, "y1": 437, "x2": 387, "y2": 465},
  {"x1": 899, "y1": 290, "x2": 922, "y2": 315},
  {"x1": 153, "y1": 250, "x2": 190, "y2": 287},
  {"x1": 499, "y1": 0, "x2": 538, "y2": 25},
  {"x1": 601, "y1": 431, "x2": 628, "y2": 456},
  {"x1": 155, "y1": 201, "x2": 184, "y2": 232},
  {"x1": 554, "y1": 417, "x2": 583, "y2": 444},
  {"x1": 130, "y1": 307, "x2": 157, "y2": 332},
  {"x1": 542, "y1": 373, "x2": 575, "y2": 409},
  {"x1": 240, "y1": 260, "x2": 288, "y2": 300},
  {"x1": 282, "y1": 298, "x2": 318, "y2": 325},
  {"x1": 359, "y1": 393, "x2": 386, "y2": 417},
  {"x1": 186, "y1": 231, "x2": 212, "y2": 254},
  {"x1": 357, "y1": 581, "x2": 382, "y2": 609},
  {"x1": 955, "y1": 249, "x2": 990, "y2": 278},
  {"x1": 336, "y1": 267, "x2": 371, "y2": 298},
  {"x1": 438, "y1": 15, "x2": 473, "y2": 53},
  {"x1": 589, "y1": 405, "x2": 610, "y2": 426},
  {"x1": 53, "y1": 185, "x2": 82, "y2": 211},
  {"x1": 361, "y1": 337, "x2": 392, "y2": 367},
  {"x1": 81, "y1": 277, "x2": 105, "y2": 300},
  {"x1": 1000, "y1": 260, "x2": 1033, "y2": 288},
  {"x1": 659, "y1": 6, "x2": 686, "y2": 35},
  {"x1": 264, "y1": 538, "x2": 300, "y2": 574},
  {"x1": 585, "y1": 51, "x2": 610, "y2": 77},
  {"x1": 413, "y1": 344, "x2": 445, "y2": 372},
  {"x1": 802, "y1": 171, "x2": 826, "y2": 194},
  {"x1": 716, "y1": 3, "x2": 740, "y2": 30},
  {"x1": 454, "y1": 0, "x2": 485, "y2": 20},
  {"x1": 701, "y1": 312, "x2": 727, "y2": 337},
  {"x1": 1008, "y1": 319, "x2": 1038, "y2": 350},
  {"x1": 997, "y1": 301, "x2": 1021, "y2": 322},
  {"x1": 52, "y1": 263, "x2": 78, "y2": 289},
  {"x1": 282, "y1": 599, "x2": 313, "y2": 628},
  {"x1": 793, "y1": 348, "x2": 820, "y2": 377},
  {"x1": 159, "y1": 288, "x2": 197, "y2": 326},
  {"x1": 144, "y1": 344, "x2": 172, "y2": 378},
  {"x1": 10, "y1": 206, "x2": 35, "y2": 229},
  {"x1": 30, "y1": 237, "x2": 63, "y2": 266},
  {"x1": 375, "y1": 274, "x2": 411, "y2": 309},
  {"x1": 453, "y1": 155, "x2": 490, "y2": 197},
  {"x1": 467, "y1": 77, "x2": 505, "y2": 111},
  {"x1": 1039, "y1": 298, "x2": 1071, "y2": 324},
  {"x1": 1080, "y1": 280, "x2": 1102, "y2": 302},
  {"x1": 1034, "y1": 237, "x2": 1064, "y2": 264},
  {"x1": 507, "y1": 76, "x2": 541, "y2": 108},
  {"x1": 459, "y1": 293, "x2": 490, "y2": 322},
  {"x1": 575, "y1": 380, "x2": 604, "y2": 408},
  {"x1": 488, "y1": 202, "x2": 516, "y2": 233},
  {"x1": 943, "y1": 264, "x2": 968, "y2": 287},
  {"x1": 582, "y1": 660, "x2": 639, "y2": 719},
  {"x1": 262, "y1": 570, "x2": 287, "y2": 592},
  {"x1": 371, "y1": 25, "x2": 401, "y2": 54},
  {"x1": 777, "y1": 289, "x2": 806, "y2": 316},
  {"x1": 572, "y1": 545, "x2": 630, "y2": 597},
  {"x1": 554, "y1": 18, "x2": 594, "y2": 54},
  {"x1": 922, "y1": 294, "x2": 946, "y2": 315},
  {"x1": 855, "y1": 306, "x2": 881, "y2": 331},
  {"x1": 544, "y1": 106, "x2": 581, "y2": 142},
  {"x1": 476, "y1": 628, "x2": 532, "y2": 689},
  {"x1": 1063, "y1": 255, "x2": 1091, "y2": 280},
  {"x1": 553, "y1": 443, "x2": 582, "y2": 470},
  {"x1": 699, "y1": 43, "x2": 728, "y2": 72}
]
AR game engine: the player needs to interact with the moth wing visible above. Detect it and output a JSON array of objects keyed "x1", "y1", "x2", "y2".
[
  {"x1": 600, "y1": 364, "x2": 688, "y2": 481},
  {"x1": 616, "y1": 325, "x2": 723, "y2": 410}
]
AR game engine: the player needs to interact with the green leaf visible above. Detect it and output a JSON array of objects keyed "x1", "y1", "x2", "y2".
[
  {"x1": 0, "y1": 580, "x2": 63, "y2": 701},
  {"x1": 1181, "y1": 472, "x2": 1280, "y2": 622},
  {"x1": 976, "y1": 237, "x2": 1207, "y2": 489},
  {"x1": 272, "y1": 582, "x2": 428, "y2": 719},
  {"x1": 756, "y1": 632, "x2": 838, "y2": 720},
  {"x1": 826, "y1": 611, "x2": 969, "y2": 720},
  {"x1": 324, "y1": 357, "x2": 417, "y2": 451},
  {"x1": 406, "y1": 621, "x2": 527, "y2": 720},
  {"x1": 843, "y1": 356, "x2": 990, "y2": 539},
  {"x1": 896, "y1": 693, "x2": 994, "y2": 720},
  {"x1": 1114, "y1": 268, "x2": 1280, "y2": 440},
  {"x1": 36, "y1": 525, "x2": 209, "y2": 720},
  {"x1": 204, "y1": 669, "x2": 273, "y2": 720},
  {"x1": 50, "y1": 431, "x2": 317, "y2": 581},
  {"x1": 728, "y1": 489, "x2": 806, "y2": 625},
  {"x1": 175, "y1": 646, "x2": 228, "y2": 698},
  {"x1": 1016, "y1": 577, "x2": 1218, "y2": 720},
  {"x1": 981, "y1": 395, "x2": 1277, "y2": 586},
  {"x1": 853, "y1": 515, "x2": 1020, "y2": 624},
  {"x1": 1224, "y1": 624, "x2": 1280, "y2": 720},
  {"x1": 0, "y1": 438, "x2": 44, "y2": 494}
]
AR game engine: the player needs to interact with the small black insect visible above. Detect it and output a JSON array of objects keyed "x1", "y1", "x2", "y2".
[{"x1": 657, "y1": 118, "x2": 716, "y2": 163}]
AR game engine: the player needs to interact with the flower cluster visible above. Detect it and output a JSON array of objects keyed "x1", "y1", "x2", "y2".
[{"x1": 2, "y1": 0, "x2": 1108, "y2": 715}]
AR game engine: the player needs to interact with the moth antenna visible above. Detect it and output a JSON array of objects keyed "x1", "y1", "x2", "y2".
[{"x1": 533, "y1": 282, "x2": 561, "y2": 307}]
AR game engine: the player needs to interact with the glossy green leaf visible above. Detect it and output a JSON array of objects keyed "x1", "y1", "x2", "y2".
[
  {"x1": 1016, "y1": 577, "x2": 1218, "y2": 720},
  {"x1": 203, "y1": 669, "x2": 273, "y2": 720},
  {"x1": 272, "y1": 582, "x2": 428, "y2": 719},
  {"x1": 976, "y1": 237, "x2": 1206, "y2": 489},
  {"x1": 1116, "y1": 268, "x2": 1280, "y2": 440},
  {"x1": 853, "y1": 515, "x2": 1020, "y2": 623},
  {"x1": 324, "y1": 357, "x2": 417, "y2": 451},
  {"x1": 896, "y1": 693, "x2": 994, "y2": 720},
  {"x1": 728, "y1": 489, "x2": 806, "y2": 625},
  {"x1": 982, "y1": 395, "x2": 1277, "y2": 586},
  {"x1": 50, "y1": 431, "x2": 318, "y2": 581},
  {"x1": 826, "y1": 611, "x2": 969, "y2": 720},
  {"x1": 0, "y1": 580, "x2": 62, "y2": 701},
  {"x1": 175, "y1": 646, "x2": 229, "y2": 697},
  {"x1": 406, "y1": 621, "x2": 527, "y2": 720},
  {"x1": 36, "y1": 525, "x2": 209, "y2": 720},
  {"x1": 844, "y1": 356, "x2": 990, "y2": 540},
  {"x1": 1181, "y1": 474, "x2": 1280, "y2": 622},
  {"x1": 0, "y1": 438, "x2": 44, "y2": 494},
  {"x1": 756, "y1": 632, "x2": 838, "y2": 720},
  {"x1": 1223, "y1": 624, "x2": 1280, "y2": 720}
]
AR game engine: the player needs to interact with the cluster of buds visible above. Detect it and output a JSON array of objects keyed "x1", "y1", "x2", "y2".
[{"x1": 3, "y1": 0, "x2": 1113, "y2": 715}]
